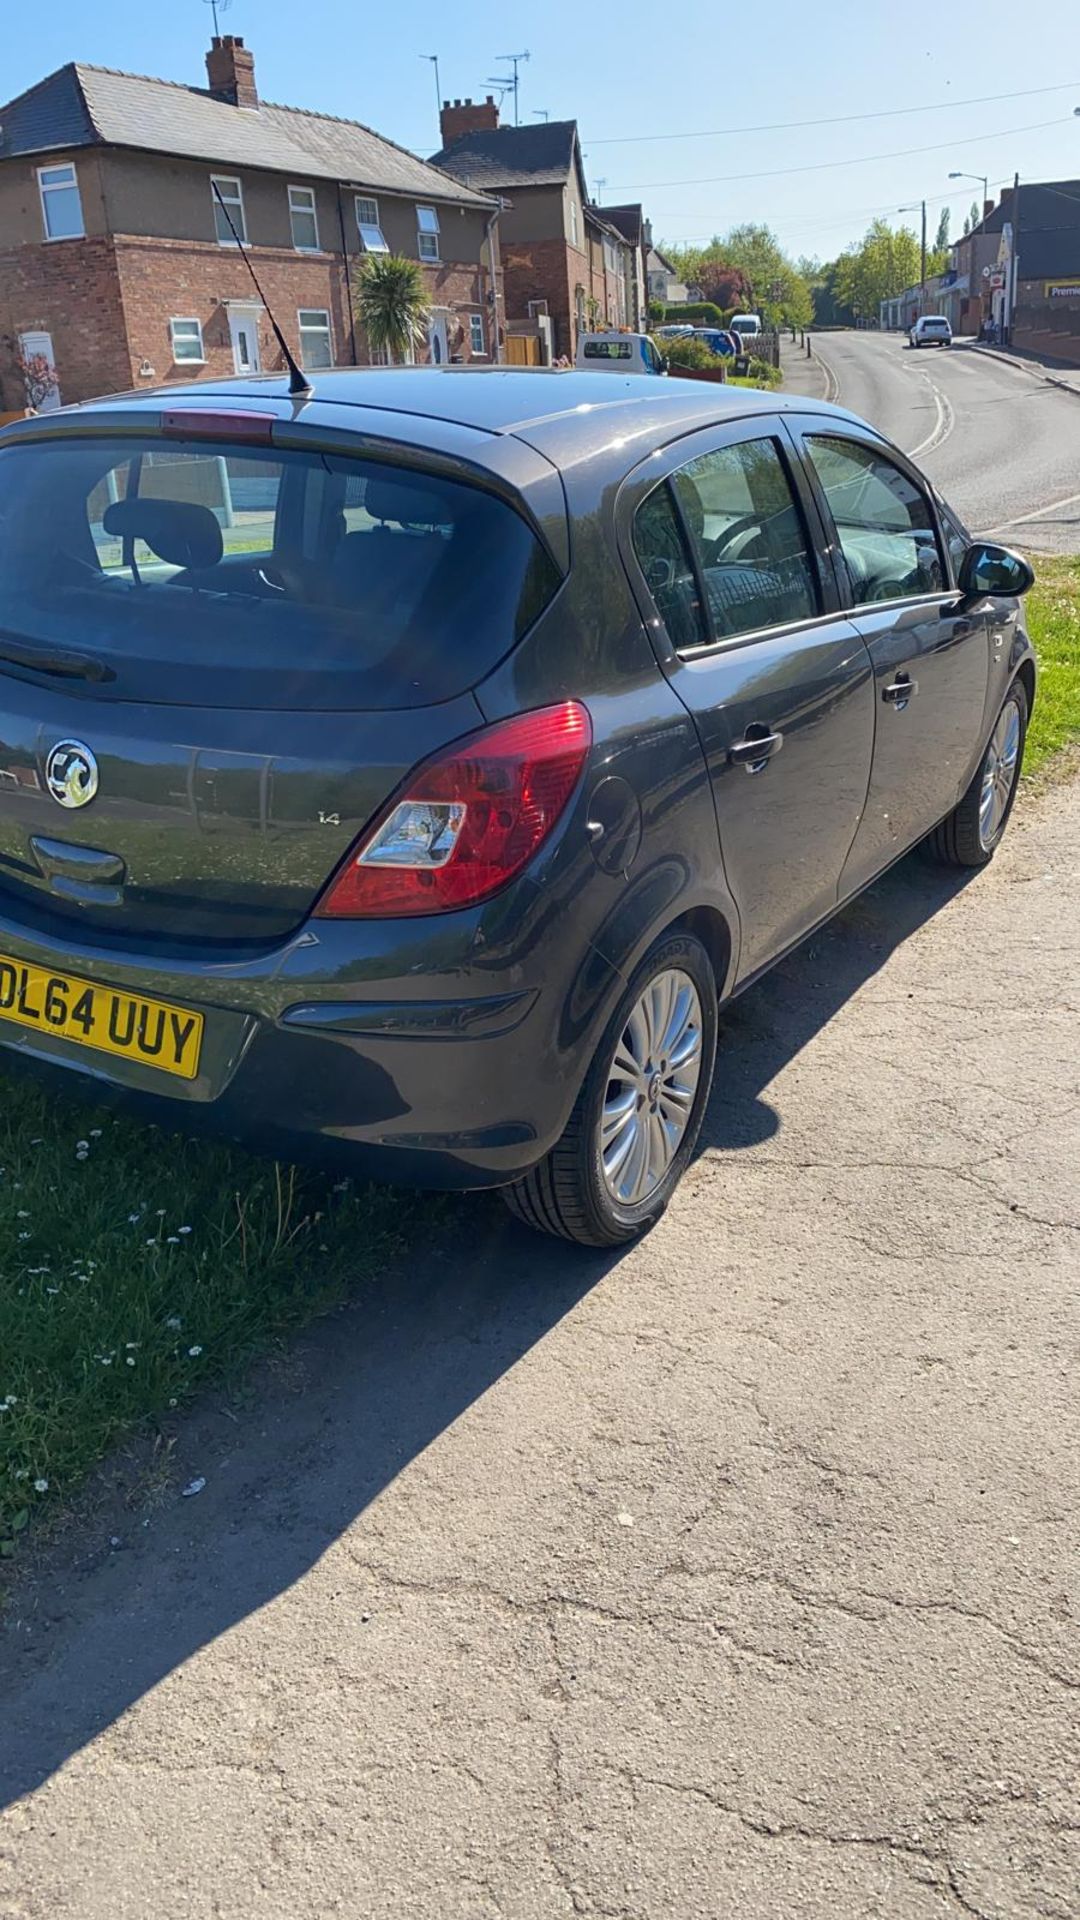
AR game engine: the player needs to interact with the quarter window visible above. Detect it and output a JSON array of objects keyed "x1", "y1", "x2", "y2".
[
  {"x1": 670, "y1": 439, "x2": 820, "y2": 641},
  {"x1": 288, "y1": 185, "x2": 319, "y2": 252},
  {"x1": 169, "y1": 317, "x2": 205, "y2": 364},
  {"x1": 297, "y1": 309, "x2": 333, "y2": 370},
  {"x1": 632, "y1": 485, "x2": 709, "y2": 653},
  {"x1": 38, "y1": 163, "x2": 84, "y2": 240},
  {"x1": 417, "y1": 205, "x2": 440, "y2": 261},
  {"x1": 211, "y1": 175, "x2": 246, "y2": 246},
  {"x1": 356, "y1": 197, "x2": 389, "y2": 252},
  {"x1": 805, "y1": 435, "x2": 945, "y2": 603}
]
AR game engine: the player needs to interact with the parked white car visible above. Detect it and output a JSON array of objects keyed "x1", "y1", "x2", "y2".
[
  {"x1": 910, "y1": 315, "x2": 953, "y2": 348},
  {"x1": 729, "y1": 313, "x2": 762, "y2": 346},
  {"x1": 575, "y1": 332, "x2": 667, "y2": 374}
]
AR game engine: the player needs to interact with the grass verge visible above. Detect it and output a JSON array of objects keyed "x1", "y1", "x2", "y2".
[
  {"x1": 0, "y1": 1078, "x2": 434, "y2": 1556},
  {"x1": 1023, "y1": 554, "x2": 1080, "y2": 774}
]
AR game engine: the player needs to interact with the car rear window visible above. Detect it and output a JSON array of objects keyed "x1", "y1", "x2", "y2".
[{"x1": 0, "y1": 436, "x2": 561, "y2": 710}]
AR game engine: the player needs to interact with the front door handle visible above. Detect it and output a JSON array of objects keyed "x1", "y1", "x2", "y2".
[
  {"x1": 883, "y1": 674, "x2": 918, "y2": 709},
  {"x1": 729, "y1": 726, "x2": 784, "y2": 773}
]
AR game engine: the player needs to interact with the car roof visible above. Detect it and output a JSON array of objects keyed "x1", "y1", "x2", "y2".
[{"x1": 49, "y1": 365, "x2": 859, "y2": 457}]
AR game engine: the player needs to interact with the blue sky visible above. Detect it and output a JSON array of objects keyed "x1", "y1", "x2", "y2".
[{"x1": 5, "y1": 0, "x2": 1080, "y2": 261}]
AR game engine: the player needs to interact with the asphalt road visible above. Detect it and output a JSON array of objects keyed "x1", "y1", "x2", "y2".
[
  {"x1": 2, "y1": 774, "x2": 1079, "y2": 1919},
  {"x1": 798, "y1": 330, "x2": 1080, "y2": 553}
]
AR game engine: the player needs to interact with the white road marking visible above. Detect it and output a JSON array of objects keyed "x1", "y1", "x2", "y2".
[
  {"x1": 982, "y1": 488, "x2": 1080, "y2": 534},
  {"x1": 814, "y1": 345, "x2": 841, "y2": 405},
  {"x1": 909, "y1": 378, "x2": 955, "y2": 459}
]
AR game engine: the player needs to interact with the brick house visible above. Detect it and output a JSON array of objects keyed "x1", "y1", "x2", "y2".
[
  {"x1": 430, "y1": 100, "x2": 635, "y2": 360},
  {"x1": 0, "y1": 36, "x2": 502, "y2": 410},
  {"x1": 977, "y1": 180, "x2": 1080, "y2": 363},
  {"x1": 593, "y1": 204, "x2": 648, "y2": 331}
]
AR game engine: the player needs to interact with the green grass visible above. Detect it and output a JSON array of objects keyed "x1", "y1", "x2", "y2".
[
  {"x1": 0, "y1": 1079, "x2": 436, "y2": 1556},
  {"x1": 1023, "y1": 554, "x2": 1080, "y2": 773}
]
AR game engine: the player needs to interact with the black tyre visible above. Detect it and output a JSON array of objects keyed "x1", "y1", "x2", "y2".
[
  {"x1": 925, "y1": 679, "x2": 1028, "y2": 868},
  {"x1": 503, "y1": 931, "x2": 718, "y2": 1247}
]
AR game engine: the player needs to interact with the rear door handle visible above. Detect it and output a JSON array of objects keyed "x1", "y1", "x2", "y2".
[
  {"x1": 729, "y1": 726, "x2": 784, "y2": 773},
  {"x1": 883, "y1": 674, "x2": 918, "y2": 708}
]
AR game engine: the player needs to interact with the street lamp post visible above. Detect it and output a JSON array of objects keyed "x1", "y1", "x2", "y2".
[
  {"x1": 898, "y1": 201, "x2": 927, "y2": 312},
  {"x1": 948, "y1": 170, "x2": 990, "y2": 224}
]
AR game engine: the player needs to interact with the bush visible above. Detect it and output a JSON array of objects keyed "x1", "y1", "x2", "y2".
[
  {"x1": 745, "y1": 357, "x2": 782, "y2": 387},
  {"x1": 658, "y1": 336, "x2": 721, "y2": 370},
  {"x1": 663, "y1": 301, "x2": 724, "y2": 326}
]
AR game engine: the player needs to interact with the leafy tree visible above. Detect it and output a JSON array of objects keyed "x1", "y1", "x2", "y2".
[
  {"x1": 834, "y1": 219, "x2": 922, "y2": 319},
  {"x1": 661, "y1": 224, "x2": 813, "y2": 331},
  {"x1": 355, "y1": 255, "x2": 430, "y2": 364},
  {"x1": 647, "y1": 297, "x2": 666, "y2": 325},
  {"x1": 934, "y1": 207, "x2": 950, "y2": 253}
]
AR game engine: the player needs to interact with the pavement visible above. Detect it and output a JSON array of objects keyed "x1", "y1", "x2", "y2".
[
  {"x1": 2, "y1": 766, "x2": 1079, "y2": 1917},
  {"x1": 780, "y1": 330, "x2": 1080, "y2": 554}
]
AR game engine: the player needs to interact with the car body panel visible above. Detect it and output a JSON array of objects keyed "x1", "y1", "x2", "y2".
[{"x1": 0, "y1": 369, "x2": 1036, "y2": 1188}]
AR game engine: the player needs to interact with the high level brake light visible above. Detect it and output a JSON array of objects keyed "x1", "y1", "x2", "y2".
[{"x1": 315, "y1": 701, "x2": 592, "y2": 918}]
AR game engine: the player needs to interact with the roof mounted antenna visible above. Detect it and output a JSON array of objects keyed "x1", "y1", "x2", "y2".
[{"x1": 211, "y1": 180, "x2": 313, "y2": 399}]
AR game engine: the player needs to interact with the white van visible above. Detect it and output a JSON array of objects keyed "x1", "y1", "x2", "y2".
[
  {"x1": 729, "y1": 313, "x2": 762, "y2": 346},
  {"x1": 575, "y1": 332, "x2": 666, "y2": 375}
]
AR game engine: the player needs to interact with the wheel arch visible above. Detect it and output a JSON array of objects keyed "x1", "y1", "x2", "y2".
[{"x1": 1014, "y1": 656, "x2": 1036, "y2": 718}]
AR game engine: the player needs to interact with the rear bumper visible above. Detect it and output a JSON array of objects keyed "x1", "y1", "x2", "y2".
[{"x1": 0, "y1": 896, "x2": 625, "y2": 1189}]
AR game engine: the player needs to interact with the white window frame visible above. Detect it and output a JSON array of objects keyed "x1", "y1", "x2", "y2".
[
  {"x1": 37, "y1": 163, "x2": 84, "y2": 242},
  {"x1": 469, "y1": 313, "x2": 486, "y2": 356},
  {"x1": 211, "y1": 174, "x2": 247, "y2": 246},
  {"x1": 297, "y1": 308, "x2": 333, "y2": 371},
  {"x1": 417, "y1": 205, "x2": 440, "y2": 263},
  {"x1": 569, "y1": 197, "x2": 579, "y2": 248},
  {"x1": 288, "y1": 184, "x2": 320, "y2": 253},
  {"x1": 355, "y1": 196, "x2": 389, "y2": 253},
  {"x1": 169, "y1": 317, "x2": 206, "y2": 365}
]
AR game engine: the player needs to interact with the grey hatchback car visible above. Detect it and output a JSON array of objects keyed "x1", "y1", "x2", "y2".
[{"x1": 0, "y1": 369, "x2": 1035, "y2": 1245}]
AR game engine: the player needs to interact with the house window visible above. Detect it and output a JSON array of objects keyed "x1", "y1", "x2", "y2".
[
  {"x1": 169, "y1": 318, "x2": 205, "y2": 365},
  {"x1": 288, "y1": 185, "x2": 319, "y2": 252},
  {"x1": 356, "y1": 197, "x2": 389, "y2": 252},
  {"x1": 417, "y1": 206, "x2": 440, "y2": 262},
  {"x1": 38, "y1": 163, "x2": 84, "y2": 241},
  {"x1": 211, "y1": 175, "x2": 247, "y2": 246},
  {"x1": 298, "y1": 309, "x2": 333, "y2": 370},
  {"x1": 569, "y1": 197, "x2": 579, "y2": 248},
  {"x1": 469, "y1": 313, "x2": 485, "y2": 355}
]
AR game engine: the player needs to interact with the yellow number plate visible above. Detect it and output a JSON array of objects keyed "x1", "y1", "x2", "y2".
[{"x1": 0, "y1": 955, "x2": 203, "y2": 1080}]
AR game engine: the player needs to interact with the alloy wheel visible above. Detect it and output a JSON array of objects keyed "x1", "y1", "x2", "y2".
[
  {"x1": 978, "y1": 697, "x2": 1022, "y2": 850},
  {"x1": 600, "y1": 968, "x2": 704, "y2": 1206}
]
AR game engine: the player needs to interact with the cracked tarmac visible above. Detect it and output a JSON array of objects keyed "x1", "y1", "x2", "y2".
[{"x1": 1, "y1": 779, "x2": 1079, "y2": 1919}]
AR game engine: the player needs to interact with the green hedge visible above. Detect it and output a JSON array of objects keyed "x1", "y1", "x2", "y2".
[{"x1": 663, "y1": 302, "x2": 726, "y2": 326}]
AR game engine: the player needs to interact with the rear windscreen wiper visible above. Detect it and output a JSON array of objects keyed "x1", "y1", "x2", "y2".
[{"x1": 0, "y1": 634, "x2": 114, "y2": 682}]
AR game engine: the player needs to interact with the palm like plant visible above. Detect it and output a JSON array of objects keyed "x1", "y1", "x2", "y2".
[{"x1": 356, "y1": 255, "x2": 431, "y2": 365}]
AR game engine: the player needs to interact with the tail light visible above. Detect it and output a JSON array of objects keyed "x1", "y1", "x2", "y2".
[{"x1": 315, "y1": 701, "x2": 592, "y2": 919}]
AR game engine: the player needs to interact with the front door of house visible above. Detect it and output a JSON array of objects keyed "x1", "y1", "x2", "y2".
[
  {"x1": 228, "y1": 309, "x2": 261, "y2": 376},
  {"x1": 427, "y1": 315, "x2": 450, "y2": 365}
]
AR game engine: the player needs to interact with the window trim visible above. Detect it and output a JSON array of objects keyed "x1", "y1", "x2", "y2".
[
  {"x1": 416, "y1": 207, "x2": 440, "y2": 262},
  {"x1": 169, "y1": 316, "x2": 206, "y2": 366},
  {"x1": 37, "y1": 162, "x2": 84, "y2": 242},
  {"x1": 794, "y1": 422, "x2": 950, "y2": 617},
  {"x1": 569, "y1": 197, "x2": 579, "y2": 248},
  {"x1": 469, "y1": 312, "x2": 486, "y2": 356},
  {"x1": 211, "y1": 173, "x2": 247, "y2": 246},
  {"x1": 287, "y1": 183, "x2": 320, "y2": 253},
  {"x1": 355, "y1": 195, "x2": 389, "y2": 252},
  {"x1": 616, "y1": 415, "x2": 844, "y2": 668},
  {"x1": 296, "y1": 307, "x2": 333, "y2": 370}
]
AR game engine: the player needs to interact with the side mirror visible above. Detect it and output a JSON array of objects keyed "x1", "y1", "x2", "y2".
[{"x1": 957, "y1": 541, "x2": 1035, "y2": 600}]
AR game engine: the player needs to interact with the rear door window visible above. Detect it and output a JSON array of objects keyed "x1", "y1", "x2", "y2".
[
  {"x1": 0, "y1": 435, "x2": 561, "y2": 710},
  {"x1": 670, "y1": 438, "x2": 821, "y2": 641}
]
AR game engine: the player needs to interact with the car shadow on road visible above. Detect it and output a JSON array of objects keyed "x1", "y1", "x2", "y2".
[{"x1": 0, "y1": 850, "x2": 971, "y2": 1812}]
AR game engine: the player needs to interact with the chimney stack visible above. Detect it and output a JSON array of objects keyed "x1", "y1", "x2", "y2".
[
  {"x1": 983, "y1": 198, "x2": 995, "y2": 220},
  {"x1": 439, "y1": 95, "x2": 499, "y2": 146},
  {"x1": 206, "y1": 35, "x2": 258, "y2": 110}
]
